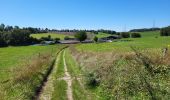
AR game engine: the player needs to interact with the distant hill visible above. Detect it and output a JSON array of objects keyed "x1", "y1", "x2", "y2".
[{"x1": 130, "y1": 28, "x2": 160, "y2": 32}]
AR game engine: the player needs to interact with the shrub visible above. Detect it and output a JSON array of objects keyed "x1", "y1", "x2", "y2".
[
  {"x1": 74, "y1": 31, "x2": 87, "y2": 42},
  {"x1": 131, "y1": 33, "x2": 141, "y2": 38},
  {"x1": 64, "y1": 36, "x2": 70, "y2": 40},
  {"x1": 85, "y1": 72, "x2": 99, "y2": 88},
  {"x1": 93, "y1": 36, "x2": 98, "y2": 42},
  {"x1": 54, "y1": 37, "x2": 60, "y2": 43},
  {"x1": 121, "y1": 32, "x2": 130, "y2": 38}
]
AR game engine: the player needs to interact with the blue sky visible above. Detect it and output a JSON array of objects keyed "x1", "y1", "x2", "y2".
[{"x1": 0, "y1": 0, "x2": 170, "y2": 31}]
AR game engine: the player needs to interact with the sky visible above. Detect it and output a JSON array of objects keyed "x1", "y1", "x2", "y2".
[{"x1": 0, "y1": 0, "x2": 170, "y2": 31}]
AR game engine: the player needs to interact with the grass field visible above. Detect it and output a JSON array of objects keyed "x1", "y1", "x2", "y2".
[
  {"x1": 95, "y1": 32, "x2": 112, "y2": 38},
  {"x1": 76, "y1": 31, "x2": 170, "y2": 52},
  {"x1": 31, "y1": 33, "x2": 74, "y2": 40},
  {"x1": 0, "y1": 45, "x2": 65, "y2": 99},
  {"x1": 70, "y1": 31, "x2": 170, "y2": 99}
]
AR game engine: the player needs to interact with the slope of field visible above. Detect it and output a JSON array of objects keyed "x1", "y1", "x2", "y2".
[
  {"x1": 0, "y1": 45, "x2": 65, "y2": 99},
  {"x1": 95, "y1": 32, "x2": 112, "y2": 38},
  {"x1": 31, "y1": 33, "x2": 73, "y2": 40},
  {"x1": 71, "y1": 31, "x2": 170, "y2": 99},
  {"x1": 77, "y1": 31, "x2": 170, "y2": 52}
]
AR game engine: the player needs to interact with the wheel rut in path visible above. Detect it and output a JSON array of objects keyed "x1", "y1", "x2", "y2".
[{"x1": 63, "y1": 50, "x2": 73, "y2": 100}]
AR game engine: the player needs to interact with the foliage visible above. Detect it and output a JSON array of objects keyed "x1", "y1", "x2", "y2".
[
  {"x1": 93, "y1": 36, "x2": 98, "y2": 42},
  {"x1": 64, "y1": 36, "x2": 70, "y2": 40},
  {"x1": 0, "y1": 32, "x2": 8, "y2": 47},
  {"x1": 130, "y1": 28, "x2": 160, "y2": 32},
  {"x1": 74, "y1": 31, "x2": 87, "y2": 42},
  {"x1": 121, "y1": 32, "x2": 130, "y2": 38},
  {"x1": 131, "y1": 33, "x2": 141, "y2": 38},
  {"x1": 160, "y1": 26, "x2": 170, "y2": 36},
  {"x1": 0, "y1": 29, "x2": 39, "y2": 47}
]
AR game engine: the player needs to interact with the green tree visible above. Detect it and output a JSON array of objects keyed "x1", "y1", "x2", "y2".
[
  {"x1": 0, "y1": 32, "x2": 8, "y2": 47},
  {"x1": 74, "y1": 31, "x2": 87, "y2": 42},
  {"x1": 0, "y1": 24, "x2": 5, "y2": 31},
  {"x1": 160, "y1": 26, "x2": 170, "y2": 36},
  {"x1": 93, "y1": 36, "x2": 98, "y2": 42}
]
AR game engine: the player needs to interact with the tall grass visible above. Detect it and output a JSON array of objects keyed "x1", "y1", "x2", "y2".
[
  {"x1": 0, "y1": 45, "x2": 66, "y2": 99},
  {"x1": 52, "y1": 80, "x2": 67, "y2": 100},
  {"x1": 70, "y1": 46, "x2": 170, "y2": 99}
]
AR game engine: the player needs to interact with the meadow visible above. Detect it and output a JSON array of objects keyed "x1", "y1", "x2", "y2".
[
  {"x1": 31, "y1": 33, "x2": 73, "y2": 40},
  {"x1": 0, "y1": 45, "x2": 65, "y2": 99},
  {"x1": 1, "y1": 31, "x2": 170, "y2": 100},
  {"x1": 76, "y1": 31, "x2": 170, "y2": 52},
  {"x1": 69, "y1": 31, "x2": 170, "y2": 99}
]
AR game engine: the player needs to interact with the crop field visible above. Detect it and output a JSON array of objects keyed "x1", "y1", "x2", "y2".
[{"x1": 31, "y1": 33, "x2": 74, "y2": 40}]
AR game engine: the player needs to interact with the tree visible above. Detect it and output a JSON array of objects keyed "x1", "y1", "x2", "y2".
[
  {"x1": 7, "y1": 29, "x2": 31, "y2": 45},
  {"x1": 121, "y1": 32, "x2": 130, "y2": 38},
  {"x1": 0, "y1": 24, "x2": 5, "y2": 31},
  {"x1": 0, "y1": 32, "x2": 8, "y2": 47},
  {"x1": 93, "y1": 36, "x2": 98, "y2": 42},
  {"x1": 160, "y1": 26, "x2": 170, "y2": 36},
  {"x1": 5, "y1": 26, "x2": 13, "y2": 32},
  {"x1": 131, "y1": 33, "x2": 141, "y2": 38},
  {"x1": 74, "y1": 31, "x2": 87, "y2": 42},
  {"x1": 14, "y1": 26, "x2": 20, "y2": 30}
]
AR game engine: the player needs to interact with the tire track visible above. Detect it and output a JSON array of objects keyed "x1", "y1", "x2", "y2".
[{"x1": 63, "y1": 50, "x2": 73, "y2": 100}]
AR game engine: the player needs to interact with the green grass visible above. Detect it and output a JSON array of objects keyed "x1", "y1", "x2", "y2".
[
  {"x1": 55, "y1": 50, "x2": 65, "y2": 78},
  {"x1": 65, "y1": 49, "x2": 101, "y2": 100},
  {"x1": 65, "y1": 49, "x2": 81, "y2": 77},
  {"x1": 72, "y1": 79, "x2": 87, "y2": 100},
  {"x1": 96, "y1": 32, "x2": 112, "y2": 38},
  {"x1": 52, "y1": 80, "x2": 67, "y2": 100},
  {"x1": 76, "y1": 31, "x2": 170, "y2": 52},
  {"x1": 0, "y1": 45, "x2": 65, "y2": 99},
  {"x1": 52, "y1": 50, "x2": 67, "y2": 100},
  {"x1": 31, "y1": 33, "x2": 73, "y2": 40},
  {"x1": 0, "y1": 45, "x2": 59, "y2": 81}
]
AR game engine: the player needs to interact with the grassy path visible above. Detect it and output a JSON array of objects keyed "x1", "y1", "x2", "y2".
[
  {"x1": 38, "y1": 51, "x2": 62, "y2": 100},
  {"x1": 37, "y1": 48, "x2": 97, "y2": 100},
  {"x1": 63, "y1": 50, "x2": 73, "y2": 100}
]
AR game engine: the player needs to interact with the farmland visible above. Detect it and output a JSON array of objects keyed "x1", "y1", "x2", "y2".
[
  {"x1": 77, "y1": 31, "x2": 170, "y2": 52},
  {"x1": 31, "y1": 33, "x2": 74, "y2": 40},
  {"x1": 0, "y1": 31, "x2": 170, "y2": 100}
]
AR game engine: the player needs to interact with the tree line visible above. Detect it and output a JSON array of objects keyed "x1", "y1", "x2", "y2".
[
  {"x1": 49, "y1": 29, "x2": 116, "y2": 35},
  {"x1": 130, "y1": 28, "x2": 160, "y2": 32},
  {"x1": 0, "y1": 23, "x2": 50, "y2": 47},
  {"x1": 160, "y1": 26, "x2": 170, "y2": 36}
]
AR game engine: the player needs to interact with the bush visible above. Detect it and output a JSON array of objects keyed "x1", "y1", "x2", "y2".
[
  {"x1": 85, "y1": 73, "x2": 99, "y2": 88},
  {"x1": 93, "y1": 36, "x2": 98, "y2": 42},
  {"x1": 64, "y1": 36, "x2": 70, "y2": 40},
  {"x1": 74, "y1": 31, "x2": 87, "y2": 42},
  {"x1": 121, "y1": 32, "x2": 130, "y2": 38},
  {"x1": 131, "y1": 33, "x2": 141, "y2": 38},
  {"x1": 54, "y1": 38, "x2": 60, "y2": 43}
]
